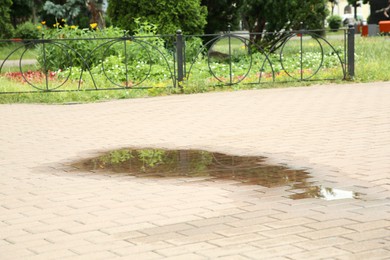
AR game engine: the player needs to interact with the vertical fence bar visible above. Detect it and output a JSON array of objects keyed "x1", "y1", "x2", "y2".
[
  {"x1": 299, "y1": 22, "x2": 304, "y2": 81},
  {"x1": 228, "y1": 25, "x2": 233, "y2": 85},
  {"x1": 347, "y1": 23, "x2": 355, "y2": 79},
  {"x1": 300, "y1": 29, "x2": 304, "y2": 81},
  {"x1": 123, "y1": 31, "x2": 129, "y2": 88},
  {"x1": 344, "y1": 27, "x2": 347, "y2": 79},
  {"x1": 42, "y1": 33, "x2": 49, "y2": 91},
  {"x1": 176, "y1": 30, "x2": 184, "y2": 88}
]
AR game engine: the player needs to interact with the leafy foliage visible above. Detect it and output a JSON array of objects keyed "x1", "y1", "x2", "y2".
[
  {"x1": 0, "y1": 0, "x2": 14, "y2": 39},
  {"x1": 43, "y1": 0, "x2": 85, "y2": 22},
  {"x1": 34, "y1": 20, "x2": 172, "y2": 88},
  {"x1": 10, "y1": 0, "x2": 33, "y2": 27},
  {"x1": 240, "y1": 0, "x2": 328, "y2": 50},
  {"x1": 201, "y1": 0, "x2": 242, "y2": 33},
  {"x1": 327, "y1": 15, "x2": 342, "y2": 31},
  {"x1": 36, "y1": 24, "x2": 123, "y2": 70},
  {"x1": 107, "y1": 0, "x2": 207, "y2": 35},
  {"x1": 14, "y1": 22, "x2": 40, "y2": 40}
]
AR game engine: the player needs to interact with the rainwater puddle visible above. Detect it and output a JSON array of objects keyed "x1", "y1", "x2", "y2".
[{"x1": 71, "y1": 148, "x2": 361, "y2": 201}]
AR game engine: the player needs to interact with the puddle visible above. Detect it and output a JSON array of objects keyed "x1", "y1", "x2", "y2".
[
  {"x1": 71, "y1": 148, "x2": 361, "y2": 200},
  {"x1": 289, "y1": 187, "x2": 361, "y2": 200}
]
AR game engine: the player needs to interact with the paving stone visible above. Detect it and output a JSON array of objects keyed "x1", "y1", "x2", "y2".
[
  {"x1": 341, "y1": 228, "x2": 390, "y2": 242},
  {"x1": 243, "y1": 244, "x2": 304, "y2": 259},
  {"x1": 303, "y1": 218, "x2": 359, "y2": 230},
  {"x1": 294, "y1": 236, "x2": 351, "y2": 251},
  {"x1": 154, "y1": 242, "x2": 216, "y2": 257},
  {"x1": 336, "y1": 239, "x2": 390, "y2": 253},
  {"x1": 288, "y1": 246, "x2": 349, "y2": 259},
  {"x1": 345, "y1": 219, "x2": 390, "y2": 232},
  {"x1": 197, "y1": 243, "x2": 259, "y2": 258}
]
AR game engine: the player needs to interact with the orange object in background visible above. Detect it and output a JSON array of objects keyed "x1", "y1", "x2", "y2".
[
  {"x1": 379, "y1": 21, "x2": 390, "y2": 33},
  {"x1": 361, "y1": 25, "x2": 368, "y2": 36}
]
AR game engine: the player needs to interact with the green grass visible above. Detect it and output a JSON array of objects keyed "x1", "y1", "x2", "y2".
[
  {"x1": 0, "y1": 35, "x2": 389, "y2": 104},
  {"x1": 0, "y1": 42, "x2": 38, "y2": 60},
  {"x1": 354, "y1": 36, "x2": 390, "y2": 82}
]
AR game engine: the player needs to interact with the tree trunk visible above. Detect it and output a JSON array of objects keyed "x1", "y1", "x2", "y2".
[{"x1": 86, "y1": 0, "x2": 105, "y2": 29}]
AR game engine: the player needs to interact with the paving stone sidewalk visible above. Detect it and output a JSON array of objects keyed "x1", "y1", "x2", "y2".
[{"x1": 0, "y1": 82, "x2": 389, "y2": 259}]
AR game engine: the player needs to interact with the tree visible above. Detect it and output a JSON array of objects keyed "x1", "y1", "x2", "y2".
[
  {"x1": 0, "y1": 0, "x2": 13, "y2": 38},
  {"x1": 107, "y1": 0, "x2": 207, "y2": 35},
  {"x1": 86, "y1": 0, "x2": 105, "y2": 29},
  {"x1": 10, "y1": 0, "x2": 33, "y2": 27},
  {"x1": 41, "y1": 0, "x2": 104, "y2": 28},
  {"x1": 329, "y1": 0, "x2": 339, "y2": 15},
  {"x1": 201, "y1": 0, "x2": 242, "y2": 34},
  {"x1": 367, "y1": 0, "x2": 390, "y2": 24},
  {"x1": 240, "y1": 0, "x2": 328, "y2": 50},
  {"x1": 43, "y1": 0, "x2": 85, "y2": 24}
]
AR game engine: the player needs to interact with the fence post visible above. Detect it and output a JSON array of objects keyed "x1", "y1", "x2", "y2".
[
  {"x1": 176, "y1": 30, "x2": 184, "y2": 88},
  {"x1": 347, "y1": 23, "x2": 355, "y2": 79},
  {"x1": 41, "y1": 33, "x2": 49, "y2": 91}
]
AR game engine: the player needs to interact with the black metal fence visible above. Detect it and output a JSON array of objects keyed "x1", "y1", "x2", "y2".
[{"x1": 0, "y1": 26, "x2": 355, "y2": 94}]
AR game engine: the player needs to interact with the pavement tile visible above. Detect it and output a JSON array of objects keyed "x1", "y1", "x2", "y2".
[
  {"x1": 162, "y1": 253, "x2": 208, "y2": 260},
  {"x1": 166, "y1": 232, "x2": 225, "y2": 246},
  {"x1": 335, "y1": 249, "x2": 390, "y2": 260},
  {"x1": 299, "y1": 227, "x2": 356, "y2": 240},
  {"x1": 197, "y1": 243, "x2": 259, "y2": 258},
  {"x1": 154, "y1": 242, "x2": 216, "y2": 257},
  {"x1": 294, "y1": 236, "x2": 351, "y2": 250},
  {"x1": 303, "y1": 218, "x2": 359, "y2": 230},
  {"x1": 108, "y1": 241, "x2": 171, "y2": 256},
  {"x1": 259, "y1": 225, "x2": 314, "y2": 238},
  {"x1": 341, "y1": 228, "x2": 390, "y2": 242},
  {"x1": 208, "y1": 233, "x2": 266, "y2": 247},
  {"x1": 288, "y1": 246, "x2": 349, "y2": 259},
  {"x1": 249, "y1": 234, "x2": 308, "y2": 249},
  {"x1": 345, "y1": 219, "x2": 390, "y2": 232},
  {"x1": 243, "y1": 244, "x2": 304, "y2": 259},
  {"x1": 336, "y1": 239, "x2": 390, "y2": 253},
  {"x1": 0, "y1": 244, "x2": 36, "y2": 258}
]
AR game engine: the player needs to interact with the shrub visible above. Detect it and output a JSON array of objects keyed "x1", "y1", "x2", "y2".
[
  {"x1": 36, "y1": 25, "x2": 124, "y2": 70},
  {"x1": 327, "y1": 15, "x2": 342, "y2": 31},
  {"x1": 14, "y1": 22, "x2": 40, "y2": 40}
]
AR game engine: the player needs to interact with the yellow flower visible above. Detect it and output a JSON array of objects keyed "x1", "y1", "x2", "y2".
[
  {"x1": 41, "y1": 21, "x2": 46, "y2": 25},
  {"x1": 37, "y1": 26, "x2": 42, "y2": 30},
  {"x1": 70, "y1": 25, "x2": 77, "y2": 29},
  {"x1": 90, "y1": 23, "x2": 98, "y2": 29},
  {"x1": 61, "y1": 18, "x2": 66, "y2": 22}
]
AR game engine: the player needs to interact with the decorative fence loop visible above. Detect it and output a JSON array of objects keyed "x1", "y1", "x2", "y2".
[{"x1": 0, "y1": 28, "x2": 352, "y2": 94}]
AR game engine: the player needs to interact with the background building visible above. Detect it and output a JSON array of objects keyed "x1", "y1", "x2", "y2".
[{"x1": 330, "y1": 0, "x2": 371, "y2": 23}]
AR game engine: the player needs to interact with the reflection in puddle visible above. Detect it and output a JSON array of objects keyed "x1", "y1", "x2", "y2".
[
  {"x1": 71, "y1": 148, "x2": 361, "y2": 200},
  {"x1": 289, "y1": 187, "x2": 361, "y2": 200}
]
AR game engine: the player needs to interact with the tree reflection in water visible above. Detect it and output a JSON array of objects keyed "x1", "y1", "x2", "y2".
[{"x1": 72, "y1": 148, "x2": 361, "y2": 200}]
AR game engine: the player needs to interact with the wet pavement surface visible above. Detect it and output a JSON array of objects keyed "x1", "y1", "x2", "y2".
[
  {"x1": 1, "y1": 82, "x2": 390, "y2": 259},
  {"x1": 72, "y1": 148, "x2": 362, "y2": 201}
]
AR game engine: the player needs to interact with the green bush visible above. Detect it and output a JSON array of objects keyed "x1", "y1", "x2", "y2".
[
  {"x1": 36, "y1": 25, "x2": 124, "y2": 70},
  {"x1": 0, "y1": 0, "x2": 14, "y2": 39},
  {"x1": 327, "y1": 15, "x2": 342, "y2": 31},
  {"x1": 107, "y1": 0, "x2": 207, "y2": 35},
  {"x1": 14, "y1": 22, "x2": 40, "y2": 40},
  {"x1": 36, "y1": 20, "x2": 173, "y2": 87}
]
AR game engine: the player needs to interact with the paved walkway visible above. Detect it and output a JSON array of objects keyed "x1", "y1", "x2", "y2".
[
  {"x1": 1, "y1": 82, "x2": 390, "y2": 259},
  {"x1": 0, "y1": 59, "x2": 37, "y2": 68}
]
